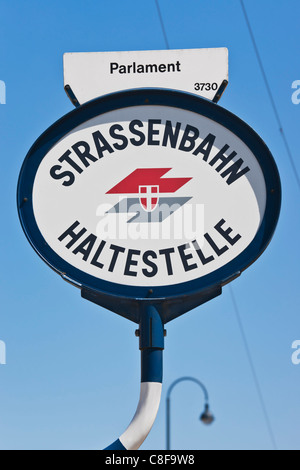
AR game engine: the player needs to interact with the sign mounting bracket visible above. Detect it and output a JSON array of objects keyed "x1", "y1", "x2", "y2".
[{"x1": 81, "y1": 284, "x2": 222, "y2": 325}]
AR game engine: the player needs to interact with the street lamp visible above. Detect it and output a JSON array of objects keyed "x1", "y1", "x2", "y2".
[{"x1": 166, "y1": 376, "x2": 214, "y2": 450}]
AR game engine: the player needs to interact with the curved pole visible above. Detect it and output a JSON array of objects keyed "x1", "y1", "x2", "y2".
[
  {"x1": 166, "y1": 376, "x2": 210, "y2": 450},
  {"x1": 105, "y1": 306, "x2": 165, "y2": 450},
  {"x1": 167, "y1": 377, "x2": 209, "y2": 403}
]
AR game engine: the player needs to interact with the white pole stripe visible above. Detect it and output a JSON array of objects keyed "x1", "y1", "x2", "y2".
[{"x1": 119, "y1": 382, "x2": 162, "y2": 450}]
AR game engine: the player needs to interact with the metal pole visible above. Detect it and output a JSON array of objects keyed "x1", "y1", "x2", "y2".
[
  {"x1": 166, "y1": 376, "x2": 211, "y2": 450},
  {"x1": 166, "y1": 396, "x2": 171, "y2": 450},
  {"x1": 105, "y1": 305, "x2": 165, "y2": 450}
]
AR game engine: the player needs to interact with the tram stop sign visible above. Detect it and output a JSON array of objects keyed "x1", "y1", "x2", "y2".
[{"x1": 17, "y1": 89, "x2": 281, "y2": 324}]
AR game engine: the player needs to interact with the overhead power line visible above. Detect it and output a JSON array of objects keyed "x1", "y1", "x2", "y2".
[
  {"x1": 240, "y1": 0, "x2": 300, "y2": 192},
  {"x1": 229, "y1": 286, "x2": 278, "y2": 450},
  {"x1": 154, "y1": 0, "x2": 170, "y2": 49}
]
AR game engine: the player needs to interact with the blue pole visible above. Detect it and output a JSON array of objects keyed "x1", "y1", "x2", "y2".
[{"x1": 105, "y1": 305, "x2": 165, "y2": 450}]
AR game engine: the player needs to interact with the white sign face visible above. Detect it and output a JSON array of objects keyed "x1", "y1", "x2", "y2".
[
  {"x1": 63, "y1": 48, "x2": 228, "y2": 105},
  {"x1": 18, "y1": 90, "x2": 281, "y2": 300},
  {"x1": 32, "y1": 111, "x2": 265, "y2": 288}
]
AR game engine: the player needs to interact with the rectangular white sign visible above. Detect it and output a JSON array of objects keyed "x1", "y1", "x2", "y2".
[{"x1": 63, "y1": 48, "x2": 228, "y2": 106}]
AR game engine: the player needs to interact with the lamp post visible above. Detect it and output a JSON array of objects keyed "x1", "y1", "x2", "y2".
[{"x1": 166, "y1": 377, "x2": 214, "y2": 450}]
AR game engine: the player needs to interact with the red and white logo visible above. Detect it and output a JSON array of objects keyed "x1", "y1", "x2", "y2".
[{"x1": 106, "y1": 168, "x2": 192, "y2": 221}]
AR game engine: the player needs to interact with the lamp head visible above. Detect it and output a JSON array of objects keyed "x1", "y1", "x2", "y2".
[{"x1": 200, "y1": 404, "x2": 215, "y2": 425}]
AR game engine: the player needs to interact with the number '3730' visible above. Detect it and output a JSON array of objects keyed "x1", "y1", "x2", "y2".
[{"x1": 194, "y1": 82, "x2": 218, "y2": 92}]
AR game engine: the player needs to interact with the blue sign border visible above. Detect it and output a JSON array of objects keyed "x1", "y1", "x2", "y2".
[{"x1": 17, "y1": 88, "x2": 281, "y2": 301}]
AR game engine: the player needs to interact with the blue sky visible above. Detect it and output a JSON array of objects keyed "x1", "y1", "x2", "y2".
[{"x1": 0, "y1": 0, "x2": 299, "y2": 450}]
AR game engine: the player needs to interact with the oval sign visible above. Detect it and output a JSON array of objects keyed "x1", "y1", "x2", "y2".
[{"x1": 17, "y1": 89, "x2": 281, "y2": 301}]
